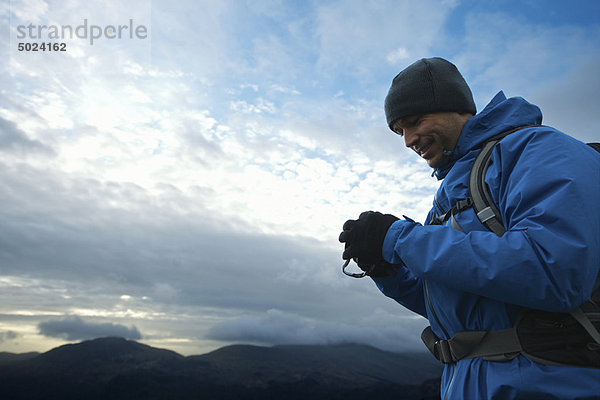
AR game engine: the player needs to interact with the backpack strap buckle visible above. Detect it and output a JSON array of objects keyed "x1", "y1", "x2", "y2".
[
  {"x1": 434, "y1": 339, "x2": 455, "y2": 364},
  {"x1": 421, "y1": 326, "x2": 456, "y2": 364}
]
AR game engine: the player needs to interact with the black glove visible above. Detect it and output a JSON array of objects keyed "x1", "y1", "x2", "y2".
[
  {"x1": 338, "y1": 211, "x2": 399, "y2": 265},
  {"x1": 358, "y1": 260, "x2": 399, "y2": 277}
]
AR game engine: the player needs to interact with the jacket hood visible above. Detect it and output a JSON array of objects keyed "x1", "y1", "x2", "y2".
[{"x1": 434, "y1": 91, "x2": 543, "y2": 179}]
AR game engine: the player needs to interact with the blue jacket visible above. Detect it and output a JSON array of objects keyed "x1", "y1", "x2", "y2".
[{"x1": 374, "y1": 92, "x2": 600, "y2": 399}]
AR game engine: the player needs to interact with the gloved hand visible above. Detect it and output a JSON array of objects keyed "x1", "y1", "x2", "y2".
[
  {"x1": 338, "y1": 211, "x2": 399, "y2": 265},
  {"x1": 358, "y1": 260, "x2": 399, "y2": 278}
]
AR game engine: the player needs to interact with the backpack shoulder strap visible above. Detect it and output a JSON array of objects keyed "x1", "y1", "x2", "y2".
[
  {"x1": 468, "y1": 126, "x2": 539, "y2": 237},
  {"x1": 468, "y1": 127, "x2": 595, "y2": 237}
]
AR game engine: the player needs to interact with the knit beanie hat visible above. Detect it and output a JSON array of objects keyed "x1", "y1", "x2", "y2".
[{"x1": 384, "y1": 57, "x2": 476, "y2": 130}]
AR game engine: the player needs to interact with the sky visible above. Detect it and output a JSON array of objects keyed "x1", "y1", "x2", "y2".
[{"x1": 0, "y1": 0, "x2": 599, "y2": 356}]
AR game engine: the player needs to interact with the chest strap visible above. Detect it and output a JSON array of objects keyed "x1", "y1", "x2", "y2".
[{"x1": 430, "y1": 198, "x2": 473, "y2": 226}]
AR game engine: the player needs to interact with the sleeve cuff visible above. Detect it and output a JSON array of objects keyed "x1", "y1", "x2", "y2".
[{"x1": 382, "y1": 219, "x2": 408, "y2": 265}]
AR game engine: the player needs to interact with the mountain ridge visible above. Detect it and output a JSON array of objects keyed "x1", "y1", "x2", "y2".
[{"x1": 0, "y1": 337, "x2": 442, "y2": 400}]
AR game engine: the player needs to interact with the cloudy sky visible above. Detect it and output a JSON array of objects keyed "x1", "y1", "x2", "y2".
[{"x1": 1, "y1": 0, "x2": 599, "y2": 356}]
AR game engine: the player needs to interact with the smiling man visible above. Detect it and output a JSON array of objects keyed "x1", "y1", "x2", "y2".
[{"x1": 339, "y1": 57, "x2": 600, "y2": 399}]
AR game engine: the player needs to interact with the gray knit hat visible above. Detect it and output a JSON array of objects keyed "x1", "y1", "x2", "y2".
[{"x1": 384, "y1": 57, "x2": 476, "y2": 130}]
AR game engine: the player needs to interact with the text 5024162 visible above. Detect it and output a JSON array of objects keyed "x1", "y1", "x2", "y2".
[{"x1": 18, "y1": 42, "x2": 67, "y2": 52}]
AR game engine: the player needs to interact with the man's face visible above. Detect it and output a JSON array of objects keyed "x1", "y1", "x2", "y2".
[{"x1": 391, "y1": 112, "x2": 470, "y2": 169}]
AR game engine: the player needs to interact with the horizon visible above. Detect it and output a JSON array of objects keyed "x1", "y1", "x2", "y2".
[
  {"x1": 1, "y1": 0, "x2": 599, "y2": 357},
  {"x1": 1, "y1": 335, "x2": 433, "y2": 358}
]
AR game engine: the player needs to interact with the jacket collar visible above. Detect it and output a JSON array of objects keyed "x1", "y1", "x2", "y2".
[{"x1": 433, "y1": 91, "x2": 543, "y2": 180}]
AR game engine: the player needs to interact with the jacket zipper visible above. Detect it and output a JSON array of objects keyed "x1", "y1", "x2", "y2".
[
  {"x1": 424, "y1": 280, "x2": 455, "y2": 399},
  {"x1": 444, "y1": 364, "x2": 456, "y2": 400}
]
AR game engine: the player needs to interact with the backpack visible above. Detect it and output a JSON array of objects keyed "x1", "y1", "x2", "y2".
[{"x1": 422, "y1": 126, "x2": 600, "y2": 368}]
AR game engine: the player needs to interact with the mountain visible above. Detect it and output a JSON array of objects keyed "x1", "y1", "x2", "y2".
[
  {"x1": 195, "y1": 343, "x2": 441, "y2": 387},
  {"x1": 0, "y1": 352, "x2": 39, "y2": 366},
  {"x1": 0, "y1": 337, "x2": 442, "y2": 400}
]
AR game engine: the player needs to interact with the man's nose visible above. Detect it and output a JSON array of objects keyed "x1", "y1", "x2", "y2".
[{"x1": 403, "y1": 129, "x2": 418, "y2": 149}]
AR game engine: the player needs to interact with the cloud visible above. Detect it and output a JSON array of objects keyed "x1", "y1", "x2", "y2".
[
  {"x1": 0, "y1": 77, "x2": 436, "y2": 354},
  {"x1": 207, "y1": 309, "x2": 426, "y2": 353},
  {"x1": 0, "y1": 117, "x2": 55, "y2": 156},
  {"x1": 0, "y1": 330, "x2": 18, "y2": 343},
  {"x1": 0, "y1": 145, "x2": 424, "y2": 353},
  {"x1": 229, "y1": 98, "x2": 276, "y2": 114},
  {"x1": 386, "y1": 47, "x2": 410, "y2": 64},
  {"x1": 9, "y1": 0, "x2": 49, "y2": 23},
  {"x1": 38, "y1": 316, "x2": 142, "y2": 341}
]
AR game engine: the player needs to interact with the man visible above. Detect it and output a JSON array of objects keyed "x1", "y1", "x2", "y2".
[{"x1": 339, "y1": 57, "x2": 600, "y2": 399}]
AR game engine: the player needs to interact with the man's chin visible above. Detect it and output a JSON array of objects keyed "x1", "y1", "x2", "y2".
[{"x1": 426, "y1": 153, "x2": 452, "y2": 170}]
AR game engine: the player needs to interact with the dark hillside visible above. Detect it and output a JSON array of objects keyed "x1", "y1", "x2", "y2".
[{"x1": 0, "y1": 338, "x2": 442, "y2": 400}]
